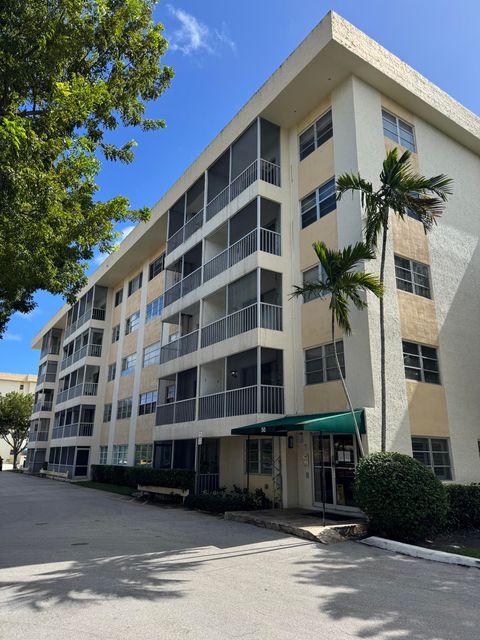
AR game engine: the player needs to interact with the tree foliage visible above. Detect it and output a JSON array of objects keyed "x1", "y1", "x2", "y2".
[
  {"x1": 0, "y1": 0, "x2": 173, "y2": 334},
  {"x1": 0, "y1": 391, "x2": 34, "y2": 468}
]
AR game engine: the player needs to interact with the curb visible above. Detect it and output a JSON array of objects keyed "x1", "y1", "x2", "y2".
[{"x1": 361, "y1": 536, "x2": 480, "y2": 569}]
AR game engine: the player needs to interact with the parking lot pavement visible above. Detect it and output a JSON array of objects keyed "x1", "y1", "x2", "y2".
[{"x1": 1, "y1": 472, "x2": 479, "y2": 640}]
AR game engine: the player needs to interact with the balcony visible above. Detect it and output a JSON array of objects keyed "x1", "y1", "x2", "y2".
[
  {"x1": 206, "y1": 158, "x2": 280, "y2": 222},
  {"x1": 33, "y1": 400, "x2": 53, "y2": 413},
  {"x1": 28, "y1": 430, "x2": 49, "y2": 442},
  {"x1": 160, "y1": 330, "x2": 199, "y2": 364},
  {"x1": 60, "y1": 343, "x2": 102, "y2": 371},
  {"x1": 56, "y1": 382, "x2": 98, "y2": 405},
  {"x1": 52, "y1": 422, "x2": 94, "y2": 439},
  {"x1": 65, "y1": 307, "x2": 105, "y2": 339},
  {"x1": 199, "y1": 385, "x2": 284, "y2": 420},
  {"x1": 167, "y1": 209, "x2": 204, "y2": 254},
  {"x1": 37, "y1": 372, "x2": 57, "y2": 386},
  {"x1": 201, "y1": 302, "x2": 281, "y2": 348},
  {"x1": 164, "y1": 267, "x2": 202, "y2": 307},
  {"x1": 156, "y1": 398, "x2": 196, "y2": 425}
]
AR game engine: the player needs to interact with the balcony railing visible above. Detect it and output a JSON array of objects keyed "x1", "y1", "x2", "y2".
[
  {"x1": 28, "y1": 431, "x2": 49, "y2": 442},
  {"x1": 196, "y1": 473, "x2": 220, "y2": 494},
  {"x1": 65, "y1": 307, "x2": 106, "y2": 339},
  {"x1": 167, "y1": 209, "x2": 204, "y2": 254},
  {"x1": 33, "y1": 401, "x2": 53, "y2": 413},
  {"x1": 156, "y1": 398, "x2": 196, "y2": 426},
  {"x1": 52, "y1": 422, "x2": 94, "y2": 439},
  {"x1": 206, "y1": 158, "x2": 281, "y2": 222},
  {"x1": 56, "y1": 382, "x2": 98, "y2": 405},
  {"x1": 37, "y1": 372, "x2": 57, "y2": 386},
  {"x1": 198, "y1": 385, "x2": 284, "y2": 420},
  {"x1": 60, "y1": 343, "x2": 103, "y2": 371},
  {"x1": 201, "y1": 303, "x2": 282, "y2": 348},
  {"x1": 163, "y1": 227, "x2": 281, "y2": 310},
  {"x1": 160, "y1": 330, "x2": 199, "y2": 364}
]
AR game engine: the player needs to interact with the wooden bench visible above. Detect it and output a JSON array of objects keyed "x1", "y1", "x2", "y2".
[
  {"x1": 39, "y1": 469, "x2": 69, "y2": 481},
  {"x1": 137, "y1": 485, "x2": 190, "y2": 504}
]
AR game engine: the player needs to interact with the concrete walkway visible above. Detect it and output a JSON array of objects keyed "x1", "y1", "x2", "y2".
[{"x1": 1, "y1": 472, "x2": 480, "y2": 639}]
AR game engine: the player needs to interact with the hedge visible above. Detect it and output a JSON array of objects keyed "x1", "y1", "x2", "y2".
[
  {"x1": 90, "y1": 465, "x2": 195, "y2": 491},
  {"x1": 354, "y1": 452, "x2": 448, "y2": 543},
  {"x1": 185, "y1": 486, "x2": 271, "y2": 513},
  {"x1": 445, "y1": 484, "x2": 480, "y2": 530}
]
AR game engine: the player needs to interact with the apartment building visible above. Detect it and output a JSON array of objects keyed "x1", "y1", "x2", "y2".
[
  {"x1": 0, "y1": 372, "x2": 37, "y2": 464},
  {"x1": 27, "y1": 12, "x2": 480, "y2": 511}
]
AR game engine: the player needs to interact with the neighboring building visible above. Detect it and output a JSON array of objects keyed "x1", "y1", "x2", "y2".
[
  {"x1": 28, "y1": 12, "x2": 480, "y2": 511},
  {"x1": 0, "y1": 372, "x2": 37, "y2": 464}
]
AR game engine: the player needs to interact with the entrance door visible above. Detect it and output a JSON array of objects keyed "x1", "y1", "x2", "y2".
[
  {"x1": 74, "y1": 447, "x2": 90, "y2": 477},
  {"x1": 312, "y1": 434, "x2": 358, "y2": 510}
]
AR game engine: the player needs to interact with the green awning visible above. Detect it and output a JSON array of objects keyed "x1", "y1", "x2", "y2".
[{"x1": 231, "y1": 410, "x2": 365, "y2": 436}]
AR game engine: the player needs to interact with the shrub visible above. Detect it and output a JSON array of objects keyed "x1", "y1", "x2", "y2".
[
  {"x1": 185, "y1": 486, "x2": 271, "y2": 513},
  {"x1": 354, "y1": 452, "x2": 448, "y2": 543},
  {"x1": 445, "y1": 484, "x2": 480, "y2": 530},
  {"x1": 90, "y1": 465, "x2": 195, "y2": 491}
]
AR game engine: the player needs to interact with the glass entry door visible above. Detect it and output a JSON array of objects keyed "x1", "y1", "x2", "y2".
[{"x1": 312, "y1": 434, "x2": 358, "y2": 510}]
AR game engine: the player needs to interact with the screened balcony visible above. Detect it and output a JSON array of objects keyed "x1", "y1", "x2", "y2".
[
  {"x1": 61, "y1": 328, "x2": 103, "y2": 370},
  {"x1": 33, "y1": 389, "x2": 54, "y2": 413},
  {"x1": 167, "y1": 176, "x2": 205, "y2": 253},
  {"x1": 64, "y1": 285, "x2": 107, "y2": 339},
  {"x1": 39, "y1": 328, "x2": 62, "y2": 360},
  {"x1": 160, "y1": 303, "x2": 200, "y2": 364},
  {"x1": 198, "y1": 348, "x2": 284, "y2": 420},
  {"x1": 28, "y1": 418, "x2": 50, "y2": 442},
  {"x1": 52, "y1": 404, "x2": 95, "y2": 439},
  {"x1": 164, "y1": 242, "x2": 203, "y2": 307},
  {"x1": 201, "y1": 269, "x2": 282, "y2": 348},
  {"x1": 36, "y1": 360, "x2": 58, "y2": 387},
  {"x1": 56, "y1": 365, "x2": 99, "y2": 404},
  {"x1": 205, "y1": 119, "x2": 281, "y2": 222},
  {"x1": 156, "y1": 367, "x2": 197, "y2": 425},
  {"x1": 203, "y1": 197, "x2": 281, "y2": 283}
]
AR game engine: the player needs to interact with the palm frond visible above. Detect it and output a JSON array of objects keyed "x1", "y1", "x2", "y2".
[{"x1": 290, "y1": 281, "x2": 329, "y2": 301}]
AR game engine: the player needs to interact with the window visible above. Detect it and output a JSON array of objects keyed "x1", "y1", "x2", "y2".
[
  {"x1": 125, "y1": 310, "x2": 140, "y2": 335},
  {"x1": 395, "y1": 255, "x2": 431, "y2": 298},
  {"x1": 114, "y1": 289, "x2": 123, "y2": 307},
  {"x1": 247, "y1": 439, "x2": 273, "y2": 475},
  {"x1": 107, "y1": 363, "x2": 116, "y2": 382},
  {"x1": 128, "y1": 272, "x2": 143, "y2": 296},
  {"x1": 112, "y1": 324, "x2": 120, "y2": 343},
  {"x1": 139, "y1": 390, "x2": 158, "y2": 416},
  {"x1": 143, "y1": 341, "x2": 161, "y2": 367},
  {"x1": 412, "y1": 437, "x2": 452, "y2": 480},
  {"x1": 299, "y1": 110, "x2": 333, "y2": 161},
  {"x1": 121, "y1": 353, "x2": 136, "y2": 376},
  {"x1": 300, "y1": 177, "x2": 336, "y2": 229},
  {"x1": 146, "y1": 296, "x2": 164, "y2": 322},
  {"x1": 382, "y1": 109, "x2": 416, "y2": 152},
  {"x1": 117, "y1": 398, "x2": 132, "y2": 420},
  {"x1": 302, "y1": 265, "x2": 326, "y2": 303},
  {"x1": 99, "y1": 446, "x2": 108, "y2": 465},
  {"x1": 103, "y1": 403, "x2": 112, "y2": 423},
  {"x1": 112, "y1": 444, "x2": 128, "y2": 465},
  {"x1": 135, "y1": 443, "x2": 153, "y2": 466},
  {"x1": 403, "y1": 341, "x2": 440, "y2": 384},
  {"x1": 305, "y1": 341, "x2": 345, "y2": 385},
  {"x1": 20, "y1": 384, "x2": 24, "y2": 390},
  {"x1": 149, "y1": 254, "x2": 165, "y2": 280}
]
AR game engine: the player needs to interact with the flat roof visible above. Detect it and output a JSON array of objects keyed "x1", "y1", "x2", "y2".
[{"x1": 32, "y1": 10, "x2": 480, "y2": 348}]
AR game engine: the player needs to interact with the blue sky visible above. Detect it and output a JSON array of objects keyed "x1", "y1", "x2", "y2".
[{"x1": 1, "y1": 0, "x2": 479, "y2": 374}]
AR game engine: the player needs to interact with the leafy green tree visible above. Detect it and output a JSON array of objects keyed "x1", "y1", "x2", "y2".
[
  {"x1": 292, "y1": 241, "x2": 383, "y2": 455},
  {"x1": 0, "y1": 0, "x2": 174, "y2": 334},
  {"x1": 0, "y1": 392, "x2": 34, "y2": 469},
  {"x1": 337, "y1": 149, "x2": 452, "y2": 451}
]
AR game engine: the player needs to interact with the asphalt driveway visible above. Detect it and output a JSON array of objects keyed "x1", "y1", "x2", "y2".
[{"x1": 0, "y1": 472, "x2": 479, "y2": 639}]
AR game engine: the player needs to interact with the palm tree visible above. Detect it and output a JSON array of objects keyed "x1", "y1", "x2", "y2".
[
  {"x1": 337, "y1": 148, "x2": 452, "y2": 452},
  {"x1": 292, "y1": 241, "x2": 383, "y2": 456}
]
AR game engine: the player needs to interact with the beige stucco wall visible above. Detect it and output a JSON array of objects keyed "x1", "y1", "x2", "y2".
[
  {"x1": 298, "y1": 139, "x2": 335, "y2": 199},
  {"x1": 219, "y1": 436, "x2": 275, "y2": 502},
  {"x1": 392, "y1": 216, "x2": 430, "y2": 265},
  {"x1": 398, "y1": 292, "x2": 439, "y2": 346},
  {"x1": 299, "y1": 213, "x2": 338, "y2": 271},
  {"x1": 304, "y1": 380, "x2": 347, "y2": 414},
  {"x1": 301, "y1": 297, "x2": 342, "y2": 348},
  {"x1": 406, "y1": 381, "x2": 449, "y2": 436}
]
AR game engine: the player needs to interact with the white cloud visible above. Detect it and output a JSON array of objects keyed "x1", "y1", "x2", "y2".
[
  {"x1": 167, "y1": 6, "x2": 236, "y2": 56},
  {"x1": 4, "y1": 333, "x2": 22, "y2": 342},
  {"x1": 92, "y1": 225, "x2": 136, "y2": 267}
]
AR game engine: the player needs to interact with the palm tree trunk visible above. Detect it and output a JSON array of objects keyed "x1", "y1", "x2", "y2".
[
  {"x1": 331, "y1": 311, "x2": 365, "y2": 457},
  {"x1": 379, "y1": 207, "x2": 389, "y2": 452}
]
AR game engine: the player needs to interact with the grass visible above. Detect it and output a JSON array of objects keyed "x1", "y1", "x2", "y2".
[
  {"x1": 73, "y1": 481, "x2": 136, "y2": 497},
  {"x1": 439, "y1": 545, "x2": 480, "y2": 559}
]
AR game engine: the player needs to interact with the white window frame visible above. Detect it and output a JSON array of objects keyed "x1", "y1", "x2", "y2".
[
  {"x1": 382, "y1": 109, "x2": 416, "y2": 152},
  {"x1": 143, "y1": 341, "x2": 161, "y2": 367},
  {"x1": 99, "y1": 446, "x2": 108, "y2": 465},
  {"x1": 411, "y1": 437, "x2": 453, "y2": 480},
  {"x1": 298, "y1": 109, "x2": 333, "y2": 161},
  {"x1": 135, "y1": 443, "x2": 153, "y2": 466},
  {"x1": 103, "y1": 403, "x2": 112, "y2": 423},
  {"x1": 300, "y1": 177, "x2": 336, "y2": 229},
  {"x1": 301, "y1": 264, "x2": 327, "y2": 303},
  {"x1": 149, "y1": 254, "x2": 165, "y2": 281},
  {"x1": 114, "y1": 289, "x2": 123, "y2": 307},
  {"x1": 305, "y1": 341, "x2": 345, "y2": 385},
  {"x1": 146, "y1": 296, "x2": 164, "y2": 322},
  {"x1": 112, "y1": 324, "x2": 120, "y2": 343},
  {"x1": 403, "y1": 341, "x2": 440, "y2": 384},
  {"x1": 117, "y1": 397, "x2": 132, "y2": 420},
  {"x1": 128, "y1": 272, "x2": 143, "y2": 297},
  {"x1": 138, "y1": 390, "x2": 158, "y2": 416},
  {"x1": 112, "y1": 444, "x2": 128, "y2": 465},
  {"x1": 107, "y1": 363, "x2": 116, "y2": 382},
  {"x1": 246, "y1": 438, "x2": 273, "y2": 475},
  {"x1": 394, "y1": 255, "x2": 431, "y2": 299},
  {"x1": 121, "y1": 353, "x2": 137, "y2": 377},
  {"x1": 125, "y1": 310, "x2": 140, "y2": 335}
]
